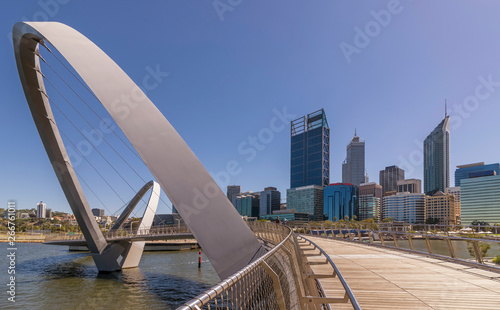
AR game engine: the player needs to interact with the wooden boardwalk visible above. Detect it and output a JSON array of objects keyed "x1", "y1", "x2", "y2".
[{"x1": 304, "y1": 236, "x2": 500, "y2": 310}]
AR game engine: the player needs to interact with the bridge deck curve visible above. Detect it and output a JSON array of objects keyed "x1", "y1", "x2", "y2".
[{"x1": 306, "y1": 236, "x2": 500, "y2": 309}]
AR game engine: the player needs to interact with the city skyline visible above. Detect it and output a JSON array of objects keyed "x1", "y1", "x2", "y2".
[{"x1": 2, "y1": 1, "x2": 500, "y2": 214}]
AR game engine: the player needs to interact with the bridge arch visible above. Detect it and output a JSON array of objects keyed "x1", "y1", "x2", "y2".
[{"x1": 13, "y1": 22, "x2": 263, "y2": 277}]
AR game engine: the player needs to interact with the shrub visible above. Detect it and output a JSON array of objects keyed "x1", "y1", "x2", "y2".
[{"x1": 492, "y1": 255, "x2": 500, "y2": 265}]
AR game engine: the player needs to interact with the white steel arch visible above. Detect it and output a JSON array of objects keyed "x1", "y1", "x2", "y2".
[{"x1": 13, "y1": 22, "x2": 264, "y2": 278}]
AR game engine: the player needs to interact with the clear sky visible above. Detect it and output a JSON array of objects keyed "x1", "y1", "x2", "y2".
[{"x1": 1, "y1": 0, "x2": 500, "y2": 214}]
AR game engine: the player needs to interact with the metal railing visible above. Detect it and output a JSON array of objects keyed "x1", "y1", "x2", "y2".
[
  {"x1": 177, "y1": 222, "x2": 361, "y2": 310},
  {"x1": 299, "y1": 225, "x2": 500, "y2": 271},
  {"x1": 44, "y1": 224, "x2": 192, "y2": 242},
  {"x1": 297, "y1": 235, "x2": 361, "y2": 310}
]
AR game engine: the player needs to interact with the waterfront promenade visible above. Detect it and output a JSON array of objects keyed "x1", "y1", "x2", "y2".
[{"x1": 305, "y1": 236, "x2": 500, "y2": 309}]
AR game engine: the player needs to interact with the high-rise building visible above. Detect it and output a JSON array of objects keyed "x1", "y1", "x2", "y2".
[
  {"x1": 379, "y1": 165, "x2": 404, "y2": 194},
  {"x1": 286, "y1": 185, "x2": 324, "y2": 220},
  {"x1": 359, "y1": 182, "x2": 382, "y2": 199},
  {"x1": 259, "y1": 187, "x2": 281, "y2": 217},
  {"x1": 425, "y1": 191, "x2": 459, "y2": 225},
  {"x1": 290, "y1": 109, "x2": 330, "y2": 188},
  {"x1": 91, "y1": 208, "x2": 105, "y2": 217},
  {"x1": 36, "y1": 201, "x2": 46, "y2": 219},
  {"x1": 424, "y1": 115, "x2": 450, "y2": 195},
  {"x1": 227, "y1": 185, "x2": 241, "y2": 207},
  {"x1": 460, "y1": 174, "x2": 500, "y2": 225},
  {"x1": 323, "y1": 183, "x2": 358, "y2": 221},
  {"x1": 455, "y1": 162, "x2": 500, "y2": 186},
  {"x1": 446, "y1": 186, "x2": 461, "y2": 203},
  {"x1": 382, "y1": 193, "x2": 425, "y2": 224},
  {"x1": 234, "y1": 192, "x2": 260, "y2": 218},
  {"x1": 342, "y1": 131, "x2": 365, "y2": 186},
  {"x1": 397, "y1": 179, "x2": 422, "y2": 194},
  {"x1": 358, "y1": 195, "x2": 380, "y2": 221}
]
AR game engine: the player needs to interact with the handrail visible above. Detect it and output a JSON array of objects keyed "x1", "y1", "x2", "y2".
[
  {"x1": 177, "y1": 223, "x2": 361, "y2": 309},
  {"x1": 303, "y1": 226, "x2": 500, "y2": 271},
  {"x1": 298, "y1": 235, "x2": 361, "y2": 310},
  {"x1": 177, "y1": 224, "x2": 293, "y2": 310}
]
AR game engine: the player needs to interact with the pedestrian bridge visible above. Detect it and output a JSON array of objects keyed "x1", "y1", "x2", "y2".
[
  {"x1": 304, "y1": 236, "x2": 500, "y2": 309},
  {"x1": 44, "y1": 224, "x2": 194, "y2": 246},
  {"x1": 45, "y1": 223, "x2": 500, "y2": 309}
]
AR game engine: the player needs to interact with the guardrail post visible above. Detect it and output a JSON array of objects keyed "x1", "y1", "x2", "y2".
[
  {"x1": 446, "y1": 238, "x2": 456, "y2": 259},
  {"x1": 472, "y1": 241, "x2": 484, "y2": 264},
  {"x1": 392, "y1": 233, "x2": 399, "y2": 248},
  {"x1": 408, "y1": 235, "x2": 415, "y2": 251},
  {"x1": 368, "y1": 231, "x2": 373, "y2": 244},
  {"x1": 425, "y1": 237, "x2": 433, "y2": 254}
]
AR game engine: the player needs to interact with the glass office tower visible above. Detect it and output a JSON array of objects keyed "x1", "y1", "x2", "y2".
[
  {"x1": 461, "y1": 175, "x2": 500, "y2": 225},
  {"x1": 424, "y1": 116, "x2": 450, "y2": 195},
  {"x1": 323, "y1": 183, "x2": 358, "y2": 221},
  {"x1": 379, "y1": 165, "x2": 405, "y2": 194},
  {"x1": 342, "y1": 131, "x2": 365, "y2": 186},
  {"x1": 290, "y1": 109, "x2": 330, "y2": 188},
  {"x1": 455, "y1": 162, "x2": 500, "y2": 186}
]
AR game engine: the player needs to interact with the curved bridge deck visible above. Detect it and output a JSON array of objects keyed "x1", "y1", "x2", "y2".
[{"x1": 306, "y1": 236, "x2": 500, "y2": 309}]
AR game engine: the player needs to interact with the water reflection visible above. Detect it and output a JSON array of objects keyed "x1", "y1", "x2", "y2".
[{"x1": 0, "y1": 244, "x2": 218, "y2": 310}]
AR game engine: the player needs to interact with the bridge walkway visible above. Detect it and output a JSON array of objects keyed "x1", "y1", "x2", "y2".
[{"x1": 304, "y1": 236, "x2": 500, "y2": 310}]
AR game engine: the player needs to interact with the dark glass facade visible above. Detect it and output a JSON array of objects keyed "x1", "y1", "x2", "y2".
[
  {"x1": 323, "y1": 184, "x2": 358, "y2": 221},
  {"x1": 259, "y1": 187, "x2": 281, "y2": 218},
  {"x1": 455, "y1": 163, "x2": 500, "y2": 186},
  {"x1": 290, "y1": 109, "x2": 329, "y2": 188},
  {"x1": 424, "y1": 116, "x2": 450, "y2": 195},
  {"x1": 379, "y1": 165, "x2": 405, "y2": 194}
]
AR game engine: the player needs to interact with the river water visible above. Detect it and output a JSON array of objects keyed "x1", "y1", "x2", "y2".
[{"x1": 0, "y1": 243, "x2": 219, "y2": 310}]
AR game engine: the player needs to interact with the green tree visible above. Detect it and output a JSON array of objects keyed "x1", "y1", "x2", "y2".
[
  {"x1": 426, "y1": 217, "x2": 440, "y2": 224},
  {"x1": 467, "y1": 242, "x2": 491, "y2": 258}
]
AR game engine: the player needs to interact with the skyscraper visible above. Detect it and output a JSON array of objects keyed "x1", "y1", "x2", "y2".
[
  {"x1": 227, "y1": 185, "x2": 241, "y2": 207},
  {"x1": 259, "y1": 187, "x2": 281, "y2": 217},
  {"x1": 290, "y1": 109, "x2": 330, "y2": 188},
  {"x1": 36, "y1": 201, "x2": 46, "y2": 219},
  {"x1": 379, "y1": 165, "x2": 405, "y2": 194},
  {"x1": 342, "y1": 131, "x2": 365, "y2": 186},
  {"x1": 424, "y1": 115, "x2": 450, "y2": 195}
]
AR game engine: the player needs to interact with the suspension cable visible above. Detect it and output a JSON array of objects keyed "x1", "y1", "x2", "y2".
[{"x1": 36, "y1": 50, "x2": 173, "y2": 213}]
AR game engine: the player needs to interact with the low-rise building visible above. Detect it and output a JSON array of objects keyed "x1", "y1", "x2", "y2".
[
  {"x1": 287, "y1": 185, "x2": 324, "y2": 221},
  {"x1": 425, "y1": 191, "x2": 459, "y2": 225},
  {"x1": 382, "y1": 192, "x2": 425, "y2": 224}
]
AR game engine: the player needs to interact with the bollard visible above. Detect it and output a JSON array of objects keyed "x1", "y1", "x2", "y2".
[{"x1": 198, "y1": 250, "x2": 202, "y2": 269}]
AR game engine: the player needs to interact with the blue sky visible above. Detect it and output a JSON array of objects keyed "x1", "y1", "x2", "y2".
[{"x1": 1, "y1": 0, "x2": 500, "y2": 214}]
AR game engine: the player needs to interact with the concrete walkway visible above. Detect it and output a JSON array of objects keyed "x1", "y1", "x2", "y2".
[{"x1": 305, "y1": 236, "x2": 500, "y2": 310}]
